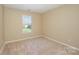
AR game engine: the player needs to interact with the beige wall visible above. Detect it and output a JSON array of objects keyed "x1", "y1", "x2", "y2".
[
  {"x1": 42, "y1": 5, "x2": 79, "y2": 48},
  {"x1": 4, "y1": 5, "x2": 79, "y2": 49},
  {"x1": 0, "y1": 5, "x2": 4, "y2": 48},
  {"x1": 4, "y1": 7, "x2": 42, "y2": 41}
]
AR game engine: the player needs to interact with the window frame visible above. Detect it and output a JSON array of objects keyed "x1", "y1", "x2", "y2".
[{"x1": 22, "y1": 15, "x2": 32, "y2": 34}]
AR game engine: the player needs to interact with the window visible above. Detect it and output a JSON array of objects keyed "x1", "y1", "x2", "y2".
[{"x1": 22, "y1": 16, "x2": 32, "y2": 33}]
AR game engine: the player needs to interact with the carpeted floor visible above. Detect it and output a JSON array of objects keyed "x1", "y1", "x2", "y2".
[{"x1": 2, "y1": 37, "x2": 79, "y2": 55}]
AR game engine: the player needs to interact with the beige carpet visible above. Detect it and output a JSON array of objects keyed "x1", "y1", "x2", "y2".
[{"x1": 2, "y1": 37, "x2": 79, "y2": 55}]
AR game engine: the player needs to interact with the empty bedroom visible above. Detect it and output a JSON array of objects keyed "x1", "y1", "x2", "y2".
[{"x1": 0, "y1": 4, "x2": 79, "y2": 55}]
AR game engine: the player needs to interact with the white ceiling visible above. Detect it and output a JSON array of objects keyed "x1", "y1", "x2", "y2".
[{"x1": 4, "y1": 4, "x2": 63, "y2": 13}]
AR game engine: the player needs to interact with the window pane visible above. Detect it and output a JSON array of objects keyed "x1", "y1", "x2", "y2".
[{"x1": 22, "y1": 16, "x2": 32, "y2": 33}]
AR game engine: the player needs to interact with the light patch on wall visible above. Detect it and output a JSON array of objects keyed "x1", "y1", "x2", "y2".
[{"x1": 22, "y1": 16, "x2": 32, "y2": 33}]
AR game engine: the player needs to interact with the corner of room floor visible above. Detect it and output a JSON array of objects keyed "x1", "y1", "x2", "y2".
[{"x1": 0, "y1": 35, "x2": 79, "y2": 55}]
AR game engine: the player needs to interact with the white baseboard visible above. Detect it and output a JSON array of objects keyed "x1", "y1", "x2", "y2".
[
  {"x1": 1, "y1": 34, "x2": 79, "y2": 54},
  {"x1": 43, "y1": 35, "x2": 79, "y2": 51},
  {"x1": 5, "y1": 34, "x2": 43, "y2": 44},
  {"x1": 0, "y1": 34, "x2": 42, "y2": 54}
]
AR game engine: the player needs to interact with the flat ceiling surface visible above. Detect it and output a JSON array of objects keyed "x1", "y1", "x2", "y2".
[{"x1": 4, "y1": 4, "x2": 63, "y2": 13}]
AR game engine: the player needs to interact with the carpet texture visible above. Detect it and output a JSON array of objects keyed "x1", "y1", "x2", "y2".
[{"x1": 2, "y1": 37, "x2": 79, "y2": 55}]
